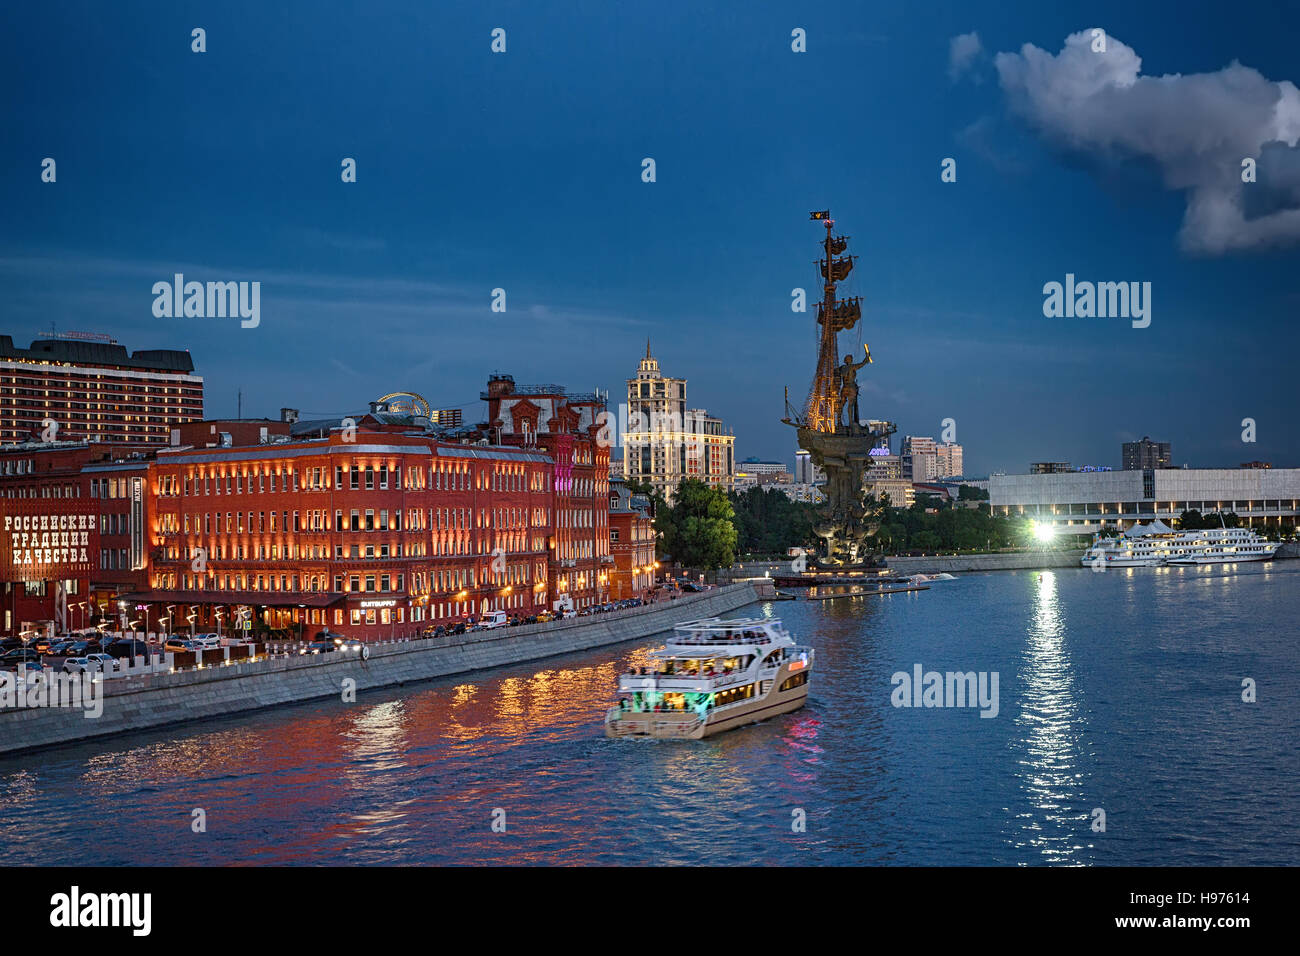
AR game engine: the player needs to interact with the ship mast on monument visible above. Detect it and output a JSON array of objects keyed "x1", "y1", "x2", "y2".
[{"x1": 783, "y1": 209, "x2": 896, "y2": 568}]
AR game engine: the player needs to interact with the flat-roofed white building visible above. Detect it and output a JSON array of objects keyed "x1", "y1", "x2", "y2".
[{"x1": 990, "y1": 468, "x2": 1300, "y2": 533}]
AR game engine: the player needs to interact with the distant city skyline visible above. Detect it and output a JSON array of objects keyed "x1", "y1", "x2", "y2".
[{"x1": 3, "y1": 3, "x2": 1298, "y2": 474}]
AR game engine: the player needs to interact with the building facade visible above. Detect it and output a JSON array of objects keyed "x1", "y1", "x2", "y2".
[
  {"x1": 482, "y1": 373, "x2": 612, "y2": 614},
  {"x1": 990, "y1": 468, "x2": 1300, "y2": 534},
  {"x1": 608, "y1": 479, "x2": 656, "y2": 600},
  {"x1": 1122, "y1": 436, "x2": 1171, "y2": 470},
  {"x1": 1, "y1": 334, "x2": 202, "y2": 445},
  {"x1": 3, "y1": 370, "x2": 618, "y2": 642},
  {"x1": 901, "y1": 436, "x2": 964, "y2": 482},
  {"x1": 622, "y1": 343, "x2": 734, "y2": 500},
  {"x1": 863, "y1": 452, "x2": 914, "y2": 508}
]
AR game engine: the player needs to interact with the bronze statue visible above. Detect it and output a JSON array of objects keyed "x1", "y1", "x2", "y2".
[{"x1": 836, "y1": 345, "x2": 871, "y2": 428}]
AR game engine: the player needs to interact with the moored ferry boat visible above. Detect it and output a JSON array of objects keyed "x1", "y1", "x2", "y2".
[
  {"x1": 605, "y1": 617, "x2": 814, "y2": 740},
  {"x1": 1082, "y1": 520, "x2": 1278, "y2": 568}
]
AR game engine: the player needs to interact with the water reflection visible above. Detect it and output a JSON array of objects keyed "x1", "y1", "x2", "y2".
[{"x1": 1009, "y1": 571, "x2": 1090, "y2": 864}]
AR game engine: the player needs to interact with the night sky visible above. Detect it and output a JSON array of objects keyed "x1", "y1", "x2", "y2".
[{"x1": 3, "y1": 1, "x2": 1298, "y2": 475}]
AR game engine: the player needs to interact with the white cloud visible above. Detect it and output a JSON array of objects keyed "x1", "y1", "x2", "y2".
[
  {"x1": 948, "y1": 32, "x2": 984, "y2": 82},
  {"x1": 995, "y1": 29, "x2": 1300, "y2": 254}
]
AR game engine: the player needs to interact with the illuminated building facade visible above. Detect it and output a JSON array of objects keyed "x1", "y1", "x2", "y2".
[
  {"x1": 483, "y1": 373, "x2": 612, "y2": 611},
  {"x1": 1, "y1": 441, "x2": 152, "y2": 636},
  {"x1": 1, "y1": 333, "x2": 202, "y2": 445},
  {"x1": 608, "y1": 478, "x2": 655, "y2": 600},
  {"x1": 3, "y1": 373, "x2": 619, "y2": 642},
  {"x1": 138, "y1": 422, "x2": 556, "y2": 641},
  {"x1": 622, "y1": 343, "x2": 734, "y2": 501}
]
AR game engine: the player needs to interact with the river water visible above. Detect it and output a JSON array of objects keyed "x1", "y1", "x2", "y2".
[{"x1": 2, "y1": 564, "x2": 1296, "y2": 866}]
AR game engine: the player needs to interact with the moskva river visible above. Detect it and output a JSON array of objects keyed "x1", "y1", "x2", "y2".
[{"x1": 3, "y1": 564, "x2": 1296, "y2": 865}]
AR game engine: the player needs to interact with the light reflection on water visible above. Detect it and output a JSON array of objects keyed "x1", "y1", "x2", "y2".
[
  {"x1": 1006, "y1": 571, "x2": 1091, "y2": 865},
  {"x1": 1, "y1": 566, "x2": 1296, "y2": 865}
]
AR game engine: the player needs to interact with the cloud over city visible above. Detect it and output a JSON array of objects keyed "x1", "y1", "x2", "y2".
[{"x1": 994, "y1": 28, "x2": 1300, "y2": 254}]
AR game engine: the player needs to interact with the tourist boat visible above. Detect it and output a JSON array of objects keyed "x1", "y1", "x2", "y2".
[
  {"x1": 1081, "y1": 520, "x2": 1278, "y2": 568},
  {"x1": 605, "y1": 617, "x2": 814, "y2": 740},
  {"x1": 1164, "y1": 527, "x2": 1280, "y2": 564}
]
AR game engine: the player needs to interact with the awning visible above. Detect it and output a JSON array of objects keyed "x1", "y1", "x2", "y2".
[{"x1": 115, "y1": 589, "x2": 345, "y2": 609}]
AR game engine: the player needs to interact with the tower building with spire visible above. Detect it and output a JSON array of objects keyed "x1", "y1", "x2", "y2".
[{"x1": 623, "y1": 342, "x2": 734, "y2": 501}]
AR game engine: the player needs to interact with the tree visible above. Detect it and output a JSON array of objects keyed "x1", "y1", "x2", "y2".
[
  {"x1": 659, "y1": 478, "x2": 738, "y2": 570},
  {"x1": 727, "y1": 486, "x2": 817, "y2": 556}
]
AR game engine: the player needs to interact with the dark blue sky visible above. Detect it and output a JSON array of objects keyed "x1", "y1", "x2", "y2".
[{"x1": 3, "y1": 1, "x2": 1298, "y2": 475}]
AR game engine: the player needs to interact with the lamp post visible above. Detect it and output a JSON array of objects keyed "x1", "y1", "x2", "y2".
[
  {"x1": 215, "y1": 609, "x2": 224, "y2": 637},
  {"x1": 189, "y1": 605, "x2": 199, "y2": 637}
]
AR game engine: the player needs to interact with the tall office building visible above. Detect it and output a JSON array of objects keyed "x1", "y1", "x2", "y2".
[
  {"x1": 901, "y1": 435, "x2": 964, "y2": 481},
  {"x1": 622, "y1": 342, "x2": 734, "y2": 500},
  {"x1": 1122, "y1": 436, "x2": 1171, "y2": 470},
  {"x1": 1, "y1": 333, "x2": 202, "y2": 445}
]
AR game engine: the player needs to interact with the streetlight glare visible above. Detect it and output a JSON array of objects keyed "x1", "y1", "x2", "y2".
[{"x1": 1032, "y1": 522, "x2": 1055, "y2": 544}]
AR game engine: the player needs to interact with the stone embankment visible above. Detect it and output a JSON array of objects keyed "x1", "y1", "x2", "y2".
[{"x1": 0, "y1": 581, "x2": 775, "y2": 755}]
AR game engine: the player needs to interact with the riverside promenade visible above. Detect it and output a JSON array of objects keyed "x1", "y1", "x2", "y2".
[{"x1": 0, "y1": 581, "x2": 775, "y2": 756}]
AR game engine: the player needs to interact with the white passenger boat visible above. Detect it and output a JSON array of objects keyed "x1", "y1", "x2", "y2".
[
  {"x1": 605, "y1": 617, "x2": 814, "y2": 740},
  {"x1": 1082, "y1": 520, "x2": 1278, "y2": 568}
]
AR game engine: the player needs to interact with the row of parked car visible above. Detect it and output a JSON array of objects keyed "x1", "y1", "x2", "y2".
[
  {"x1": 0, "y1": 632, "x2": 152, "y2": 675},
  {"x1": 0, "y1": 629, "x2": 250, "y2": 675}
]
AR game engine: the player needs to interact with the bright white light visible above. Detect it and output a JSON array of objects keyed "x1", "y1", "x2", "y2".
[{"x1": 1032, "y1": 522, "x2": 1055, "y2": 543}]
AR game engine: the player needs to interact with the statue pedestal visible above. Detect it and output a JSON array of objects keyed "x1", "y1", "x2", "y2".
[{"x1": 798, "y1": 425, "x2": 889, "y2": 567}]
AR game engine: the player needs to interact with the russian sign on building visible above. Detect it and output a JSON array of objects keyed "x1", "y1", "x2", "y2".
[{"x1": 0, "y1": 500, "x2": 100, "y2": 579}]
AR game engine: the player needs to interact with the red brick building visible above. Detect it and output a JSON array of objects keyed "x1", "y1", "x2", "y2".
[
  {"x1": 483, "y1": 374, "x2": 612, "y2": 613},
  {"x1": 1, "y1": 441, "x2": 152, "y2": 636},
  {"x1": 2, "y1": 373, "x2": 618, "y2": 643},
  {"x1": 608, "y1": 478, "x2": 656, "y2": 599}
]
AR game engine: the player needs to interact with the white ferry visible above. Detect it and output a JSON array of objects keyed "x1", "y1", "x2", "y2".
[
  {"x1": 1081, "y1": 520, "x2": 1278, "y2": 568},
  {"x1": 605, "y1": 617, "x2": 814, "y2": 740}
]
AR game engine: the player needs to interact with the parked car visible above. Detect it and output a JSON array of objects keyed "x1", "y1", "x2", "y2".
[
  {"x1": 300, "y1": 639, "x2": 336, "y2": 655},
  {"x1": 65, "y1": 640, "x2": 102, "y2": 656},
  {"x1": 1, "y1": 647, "x2": 42, "y2": 665},
  {"x1": 477, "y1": 611, "x2": 509, "y2": 630},
  {"x1": 190, "y1": 635, "x2": 222, "y2": 650},
  {"x1": 165, "y1": 638, "x2": 199, "y2": 653},
  {"x1": 64, "y1": 653, "x2": 115, "y2": 674},
  {"x1": 450, "y1": 622, "x2": 468, "y2": 636},
  {"x1": 104, "y1": 638, "x2": 151, "y2": 659},
  {"x1": 48, "y1": 639, "x2": 79, "y2": 656}
]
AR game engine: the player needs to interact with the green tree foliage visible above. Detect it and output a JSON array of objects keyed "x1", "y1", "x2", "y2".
[
  {"x1": 658, "y1": 478, "x2": 739, "y2": 569},
  {"x1": 728, "y1": 486, "x2": 818, "y2": 556},
  {"x1": 1177, "y1": 509, "x2": 1241, "y2": 530},
  {"x1": 882, "y1": 497, "x2": 1022, "y2": 553}
]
